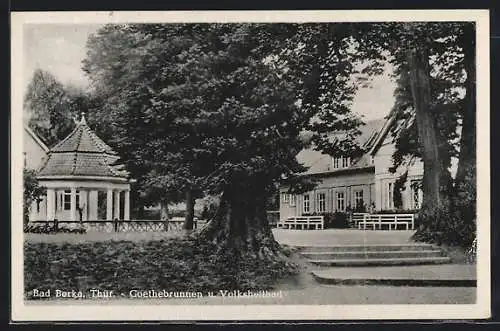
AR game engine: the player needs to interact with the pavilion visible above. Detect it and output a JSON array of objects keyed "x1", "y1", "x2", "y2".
[{"x1": 31, "y1": 113, "x2": 131, "y2": 222}]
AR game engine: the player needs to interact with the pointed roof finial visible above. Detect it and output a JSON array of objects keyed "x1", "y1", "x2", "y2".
[{"x1": 80, "y1": 112, "x2": 87, "y2": 125}]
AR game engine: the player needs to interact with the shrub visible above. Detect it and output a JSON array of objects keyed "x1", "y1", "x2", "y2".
[
  {"x1": 374, "y1": 209, "x2": 419, "y2": 215},
  {"x1": 24, "y1": 237, "x2": 298, "y2": 300},
  {"x1": 24, "y1": 223, "x2": 86, "y2": 234},
  {"x1": 412, "y1": 205, "x2": 476, "y2": 248}
]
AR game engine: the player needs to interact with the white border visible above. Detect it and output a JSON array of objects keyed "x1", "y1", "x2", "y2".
[{"x1": 11, "y1": 10, "x2": 491, "y2": 321}]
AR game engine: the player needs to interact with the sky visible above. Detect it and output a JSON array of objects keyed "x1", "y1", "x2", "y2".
[{"x1": 23, "y1": 24, "x2": 396, "y2": 122}]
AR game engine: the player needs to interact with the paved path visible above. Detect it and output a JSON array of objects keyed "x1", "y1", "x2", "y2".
[
  {"x1": 273, "y1": 229, "x2": 415, "y2": 246},
  {"x1": 312, "y1": 264, "x2": 476, "y2": 281}
]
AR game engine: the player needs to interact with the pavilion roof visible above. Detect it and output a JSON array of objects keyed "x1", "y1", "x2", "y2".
[{"x1": 37, "y1": 114, "x2": 129, "y2": 179}]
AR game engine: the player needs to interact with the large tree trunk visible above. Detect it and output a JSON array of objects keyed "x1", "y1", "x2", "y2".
[
  {"x1": 407, "y1": 48, "x2": 454, "y2": 244},
  {"x1": 199, "y1": 185, "x2": 281, "y2": 258},
  {"x1": 454, "y1": 25, "x2": 477, "y2": 238},
  {"x1": 183, "y1": 189, "x2": 195, "y2": 231}
]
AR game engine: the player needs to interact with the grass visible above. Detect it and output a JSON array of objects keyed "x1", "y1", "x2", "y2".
[{"x1": 24, "y1": 234, "x2": 299, "y2": 300}]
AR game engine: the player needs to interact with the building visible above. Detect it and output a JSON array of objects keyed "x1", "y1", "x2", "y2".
[
  {"x1": 279, "y1": 116, "x2": 424, "y2": 220},
  {"x1": 23, "y1": 125, "x2": 49, "y2": 171},
  {"x1": 28, "y1": 114, "x2": 132, "y2": 222}
]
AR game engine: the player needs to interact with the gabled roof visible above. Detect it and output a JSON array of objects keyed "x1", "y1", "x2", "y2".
[
  {"x1": 37, "y1": 114, "x2": 128, "y2": 179},
  {"x1": 296, "y1": 118, "x2": 386, "y2": 175},
  {"x1": 24, "y1": 125, "x2": 49, "y2": 152}
]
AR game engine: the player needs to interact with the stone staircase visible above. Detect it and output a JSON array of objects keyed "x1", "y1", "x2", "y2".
[
  {"x1": 297, "y1": 243, "x2": 451, "y2": 267},
  {"x1": 294, "y1": 243, "x2": 476, "y2": 287}
]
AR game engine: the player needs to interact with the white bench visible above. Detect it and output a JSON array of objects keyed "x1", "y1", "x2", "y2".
[
  {"x1": 350, "y1": 213, "x2": 370, "y2": 228},
  {"x1": 358, "y1": 213, "x2": 415, "y2": 230},
  {"x1": 277, "y1": 216, "x2": 324, "y2": 230}
]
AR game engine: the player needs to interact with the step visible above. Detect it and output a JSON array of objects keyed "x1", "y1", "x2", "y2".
[
  {"x1": 301, "y1": 250, "x2": 443, "y2": 260},
  {"x1": 311, "y1": 264, "x2": 476, "y2": 287},
  {"x1": 309, "y1": 256, "x2": 451, "y2": 267},
  {"x1": 295, "y1": 244, "x2": 435, "y2": 253}
]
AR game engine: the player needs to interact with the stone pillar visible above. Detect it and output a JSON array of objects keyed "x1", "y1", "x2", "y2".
[
  {"x1": 70, "y1": 188, "x2": 77, "y2": 222},
  {"x1": 106, "y1": 188, "x2": 113, "y2": 220},
  {"x1": 46, "y1": 188, "x2": 55, "y2": 221},
  {"x1": 88, "y1": 190, "x2": 98, "y2": 220},
  {"x1": 114, "y1": 190, "x2": 121, "y2": 220},
  {"x1": 124, "y1": 190, "x2": 130, "y2": 220}
]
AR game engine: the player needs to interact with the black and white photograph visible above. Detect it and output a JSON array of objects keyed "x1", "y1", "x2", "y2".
[{"x1": 10, "y1": 10, "x2": 490, "y2": 321}]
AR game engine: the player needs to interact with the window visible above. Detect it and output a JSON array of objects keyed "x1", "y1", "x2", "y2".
[
  {"x1": 336, "y1": 192, "x2": 345, "y2": 211},
  {"x1": 387, "y1": 183, "x2": 394, "y2": 209},
  {"x1": 289, "y1": 194, "x2": 296, "y2": 206},
  {"x1": 282, "y1": 193, "x2": 289, "y2": 203},
  {"x1": 332, "y1": 156, "x2": 350, "y2": 169},
  {"x1": 411, "y1": 181, "x2": 422, "y2": 209},
  {"x1": 63, "y1": 190, "x2": 80, "y2": 211},
  {"x1": 316, "y1": 192, "x2": 326, "y2": 213},
  {"x1": 354, "y1": 190, "x2": 364, "y2": 210},
  {"x1": 333, "y1": 157, "x2": 340, "y2": 169},
  {"x1": 303, "y1": 194, "x2": 310, "y2": 213},
  {"x1": 342, "y1": 157, "x2": 350, "y2": 168}
]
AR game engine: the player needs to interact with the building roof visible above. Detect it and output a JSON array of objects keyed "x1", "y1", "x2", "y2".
[
  {"x1": 296, "y1": 118, "x2": 387, "y2": 175},
  {"x1": 37, "y1": 114, "x2": 129, "y2": 179},
  {"x1": 24, "y1": 125, "x2": 50, "y2": 152}
]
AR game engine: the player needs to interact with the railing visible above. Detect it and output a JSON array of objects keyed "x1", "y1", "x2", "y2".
[
  {"x1": 358, "y1": 213, "x2": 415, "y2": 231},
  {"x1": 276, "y1": 216, "x2": 324, "y2": 230},
  {"x1": 29, "y1": 218, "x2": 204, "y2": 233}
]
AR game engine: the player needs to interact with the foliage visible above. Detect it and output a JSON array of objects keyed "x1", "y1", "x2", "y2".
[
  {"x1": 200, "y1": 203, "x2": 218, "y2": 220},
  {"x1": 82, "y1": 24, "x2": 377, "y2": 213},
  {"x1": 353, "y1": 22, "x2": 476, "y2": 247},
  {"x1": 412, "y1": 204, "x2": 475, "y2": 248},
  {"x1": 24, "y1": 224, "x2": 86, "y2": 234},
  {"x1": 373, "y1": 209, "x2": 419, "y2": 215},
  {"x1": 23, "y1": 169, "x2": 45, "y2": 225},
  {"x1": 24, "y1": 237, "x2": 299, "y2": 299},
  {"x1": 24, "y1": 69, "x2": 91, "y2": 147}
]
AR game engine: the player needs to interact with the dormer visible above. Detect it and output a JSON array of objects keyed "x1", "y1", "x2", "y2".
[{"x1": 331, "y1": 156, "x2": 351, "y2": 169}]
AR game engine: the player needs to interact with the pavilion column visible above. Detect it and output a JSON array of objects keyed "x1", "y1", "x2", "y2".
[
  {"x1": 114, "y1": 190, "x2": 121, "y2": 220},
  {"x1": 88, "y1": 190, "x2": 98, "y2": 220},
  {"x1": 124, "y1": 190, "x2": 130, "y2": 220},
  {"x1": 70, "y1": 188, "x2": 77, "y2": 222},
  {"x1": 29, "y1": 200, "x2": 38, "y2": 222},
  {"x1": 81, "y1": 190, "x2": 88, "y2": 221},
  {"x1": 46, "y1": 188, "x2": 55, "y2": 221},
  {"x1": 106, "y1": 188, "x2": 113, "y2": 220}
]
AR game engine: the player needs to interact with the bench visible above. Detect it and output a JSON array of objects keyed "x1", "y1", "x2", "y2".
[
  {"x1": 358, "y1": 213, "x2": 415, "y2": 230},
  {"x1": 350, "y1": 213, "x2": 370, "y2": 228},
  {"x1": 277, "y1": 216, "x2": 324, "y2": 230}
]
